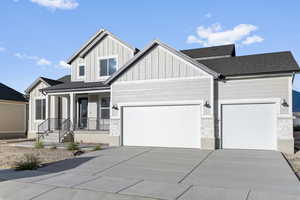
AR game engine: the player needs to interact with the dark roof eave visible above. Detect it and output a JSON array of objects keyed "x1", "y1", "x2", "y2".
[
  {"x1": 42, "y1": 86, "x2": 111, "y2": 93},
  {"x1": 223, "y1": 70, "x2": 300, "y2": 78}
]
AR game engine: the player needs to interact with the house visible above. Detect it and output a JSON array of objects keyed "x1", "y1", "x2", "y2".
[
  {"x1": 0, "y1": 83, "x2": 28, "y2": 139},
  {"x1": 293, "y1": 90, "x2": 300, "y2": 126},
  {"x1": 25, "y1": 29, "x2": 300, "y2": 153}
]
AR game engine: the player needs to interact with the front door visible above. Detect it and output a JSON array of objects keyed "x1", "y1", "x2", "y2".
[{"x1": 78, "y1": 98, "x2": 88, "y2": 129}]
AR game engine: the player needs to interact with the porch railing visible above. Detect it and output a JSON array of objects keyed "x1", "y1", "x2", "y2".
[
  {"x1": 38, "y1": 118, "x2": 66, "y2": 134},
  {"x1": 74, "y1": 117, "x2": 110, "y2": 131}
]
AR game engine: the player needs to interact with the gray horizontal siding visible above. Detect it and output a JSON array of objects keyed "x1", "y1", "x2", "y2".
[
  {"x1": 112, "y1": 78, "x2": 212, "y2": 116},
  {"x1": 117, "y1": 46, "x2": 207, "y2": 82},
  {"x1": 217, "y1": 76, "x2": 291, "y2": 114},
  {"x1": 71, "y1": 35, "x2": 134, "y2": 82}
]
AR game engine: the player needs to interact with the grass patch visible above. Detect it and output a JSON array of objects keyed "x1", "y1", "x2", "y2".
[
  {"x1": 14, "y1": 154, "x2": 41, "y2": 171},
  {"x1": 92, "y1": 145, "x2": 102, "y2": 151},
  {"x1": 34, "y1": 141, "x2": 44, "y2": 149},
  {"x1": 67, "y1": 142, "x2": 80, "y2": 151}
]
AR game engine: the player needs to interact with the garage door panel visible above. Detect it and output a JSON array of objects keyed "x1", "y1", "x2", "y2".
[
  {"x1": 222, "y1": 103, "x2": 276, "y2": 150},
  {"x1": 123, "y1": 105, "x2": 201, "y2": 148}
]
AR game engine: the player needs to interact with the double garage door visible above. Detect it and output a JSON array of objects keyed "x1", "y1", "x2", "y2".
[{"x1": 122, "y1": 103, "x2": 277, "y2": 150}]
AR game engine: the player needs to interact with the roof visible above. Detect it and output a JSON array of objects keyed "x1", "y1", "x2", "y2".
[
  {"x1": 57, "y1": 75, "x2": 71, "y2": 83},
  {"x1": 181, "y1": 44, "x2": 235, "y2": 60},
  {"x1": 294, "y1": 90, "x2": 300, "y2": 113},
  {"x1": 197, "y1": 51, "x2": 300, "y2": 77},
  {"x1": 105, "y1": 40, "x2": 221, "y2": 85},
  {"x1": 0, "y1": 83, "x2": 27, "y2": 102},
  {"x1": 42, "y1": 81, "x2": 110, "y2": 93},
  {"x1": 67, "y1": 29, "x2": 136, "y2": 64},
  {"x1": 25, "y1": 75, "x2": 70, "y2": 94}
]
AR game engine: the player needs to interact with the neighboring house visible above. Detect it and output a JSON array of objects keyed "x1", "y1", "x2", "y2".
[
  {"x1": 25, "y1": 29, "x2": 300, "y2": 153},
  {"x1": 0, "y1": 83, "x2": 28, "y2": 139},
  {"x1": 293, "y1": 90, "x2": 300, "y2": 126}
]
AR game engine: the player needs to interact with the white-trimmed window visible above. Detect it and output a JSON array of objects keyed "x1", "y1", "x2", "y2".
[
  {"x1": 99, "y1": 57, "x2": 117, "y2": 77},
  {"x1": 78, "y1": 65, "x2": 85, "y2": 77},
  {"x1": 35, "y1": 99, "x2": 46, "y2": 120},
  {"x1": 100, "y1": 97, "x2": 110, "y2": 119}
]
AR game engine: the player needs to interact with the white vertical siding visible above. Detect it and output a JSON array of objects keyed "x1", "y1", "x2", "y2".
[
  {"x1": 70, "y1": 35, "x2": 134, "y2": 82},
  {"x1": 117, "y1": 46, "x2": 208, "y2": 82}
]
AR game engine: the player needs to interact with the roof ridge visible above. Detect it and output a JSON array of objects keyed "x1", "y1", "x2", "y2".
[{"x1": 180, "y1": 44, "x2": 235, "y2": 52}]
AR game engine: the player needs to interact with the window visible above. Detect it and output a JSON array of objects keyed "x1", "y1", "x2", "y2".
[
  {"x1": 35, "y1": 99, "x2": 46, "y2": 120},
  {"x1": 79, "y1": 65, "x2": 85, "y2": 77},
  {"x1": 100, "y1": 97, "x2": 110, "y2": 119},
  {"x1": 100, "y1": 57, "x2": 117, "y2": 77}
]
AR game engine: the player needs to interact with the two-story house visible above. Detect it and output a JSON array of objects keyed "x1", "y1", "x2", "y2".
[{"x1": 25, "y1": 29, "x2": 300, "y2": 153}]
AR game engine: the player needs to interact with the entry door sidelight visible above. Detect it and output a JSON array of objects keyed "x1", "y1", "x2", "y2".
[{"x1": 78, "y1": 98, "x2": 88, "y2": 129}]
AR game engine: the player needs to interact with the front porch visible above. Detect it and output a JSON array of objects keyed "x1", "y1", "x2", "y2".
[{"x1": 38, "y1": 90, "x2": 111, "y2": 143}]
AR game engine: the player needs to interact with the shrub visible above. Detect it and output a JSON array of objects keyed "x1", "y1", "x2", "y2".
[
  {"x1": 34, "y1": 141, "x2": 44, "y2": 149},
  {"x1": 295, "y1": 126, "x2": 300, "y2": 132},
  {"x1": 15, "y1": 154, "x2": 41, "y2": 171},
  {"x1": 67, "y1": 142, "x2": 80, "y2": 151},
  {"x1": 92, "y1": 145, "x2": 102, "y2": 151}
]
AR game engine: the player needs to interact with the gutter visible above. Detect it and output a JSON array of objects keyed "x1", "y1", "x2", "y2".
[{"x1": 41, "y1": 86, "x2": 111, "y2": 94}]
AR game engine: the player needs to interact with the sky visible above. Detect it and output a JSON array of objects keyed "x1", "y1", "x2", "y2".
[{"x1": 0, "y1": 0, "x2": 300, "y2": 93}]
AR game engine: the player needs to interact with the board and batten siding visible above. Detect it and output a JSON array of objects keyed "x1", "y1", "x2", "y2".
[
  {"x1": 71, "y1": 35, "x2": 134, "y2": 82},
  {"x1": 0, "y1": 102, "x2": 26, "y2": 134},
  {"x1": 217, "y1": 76, "x2": 291, "y2": 115},
  {"x1": 117, "y1": 46, "x2": 208, "y2": 82}
]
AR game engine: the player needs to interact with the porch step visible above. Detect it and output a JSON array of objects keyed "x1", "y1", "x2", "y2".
[{"x1": 40, "y1": 132, "x2": 60, "y2": 143}]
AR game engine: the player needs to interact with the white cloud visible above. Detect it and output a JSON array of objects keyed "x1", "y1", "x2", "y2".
[
  {"x1": 204, "y1": 13, "x2": 212, "y2": 18},
  {"x1": 14, "y1": 52, "x2": 51, "y2": 66},
  {"x1": 187, "y1": 23, "x2": 263, "y2": 47},
  {"x1": 37, "y1": 58, "x2": 51, "y2": 66},
  {"x1": 242, "y1": 35, "x2": 264, "y2": 45},
  {"x1": 0, "y1": 47, "x2": 6, "y2": 52},
  {"x1": 30, "y1": 0, "x2": 79, "y2": 10},
  {"x1": 57, "y1": 60, "x2": 71, "y2": 69}
]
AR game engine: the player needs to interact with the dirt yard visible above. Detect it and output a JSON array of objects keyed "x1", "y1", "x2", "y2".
[
  {"x1": 0, "y1": 145, "x2": 74, "y2": 169},
  {"x1": 285, "y1": 152, "x2": 300, "y2": 178}
]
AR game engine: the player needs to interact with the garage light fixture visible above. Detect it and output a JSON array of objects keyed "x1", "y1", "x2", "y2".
[
  {"x1": 112, "y1": 104, "x2": 119, "y2": 110},
  {"x1": 281, "y1": 99, "x2": 289, "y2": 107},
  {"x1": 204, "y1": 101, "x2": 211, "y2": 108}
]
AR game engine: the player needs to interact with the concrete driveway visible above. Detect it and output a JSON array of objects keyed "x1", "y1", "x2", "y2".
[{"x1": 0, "y1": 147, "x2": 299, "y2": 200}]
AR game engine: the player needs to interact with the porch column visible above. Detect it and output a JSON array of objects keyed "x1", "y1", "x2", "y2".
[
  {"x1": 45, "y1": 94, "x2": 51, "y2": 120},
  {"x1": 69, "y1": 92, "x2": 75, "y2": 130}
]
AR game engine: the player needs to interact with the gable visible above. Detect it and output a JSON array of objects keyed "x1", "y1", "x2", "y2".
[
  {"x1": 116, "y1": 45, "x2": 211, "y2": 82},
  {"x1": 71, "y1": 34, "x2": 135, "y2": 82}
]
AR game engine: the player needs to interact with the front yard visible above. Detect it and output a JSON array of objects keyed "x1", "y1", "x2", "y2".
[{"x1": 0, "y1": 144, "x2": 75, "y2": 169}]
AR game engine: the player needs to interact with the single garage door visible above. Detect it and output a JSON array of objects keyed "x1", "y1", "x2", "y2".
[
  {"x1": 123, "y1": 105, "x2": 201, "y2": 148},
  {"x1": 222, "y1": 103, "x2": 276, "y2": 150}
]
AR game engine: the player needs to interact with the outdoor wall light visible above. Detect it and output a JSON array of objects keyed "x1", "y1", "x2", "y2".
[
  {"x1": 204, "y1": 101, "x2": 211, "y2": 108},
  {"x1": 281, "y1": 99, "x2": 289, "y2": 107},
  {"x1": 112, "y1": 104, "x2": 119, "y2": 110}
]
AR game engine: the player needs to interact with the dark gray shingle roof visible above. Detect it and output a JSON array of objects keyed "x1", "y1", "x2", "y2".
[
  {"x1": 40, "y1": 77, "x2": 62, "y2": 86},
  {"x1": 198, "y1": 51, "x2": 300, "y2": 76},
  {"x1": 181, "y1": 44, "x2": 235, "y2": 59},
  {"x1": 57, "y1": 75, "x2": 71, "y2": 83},
  {"x1": 0, "y1": 83, "x2": 27, "y2": 102},
  {"x1": 42, "y1": 81, "x2": 109, "y2": 92}
]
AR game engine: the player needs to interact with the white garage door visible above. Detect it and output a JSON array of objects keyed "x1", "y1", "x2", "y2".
[
  {"x1": 222, "y1": 103, "x2": 276, "y2": 150},
  {"x1": 123, "y1": 105, "x2": 201, "y2": 148}
]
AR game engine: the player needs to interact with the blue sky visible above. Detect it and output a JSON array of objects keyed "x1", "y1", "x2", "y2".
[{"x1": 1, "y1": 0, "x2": 300, "y2": 93}]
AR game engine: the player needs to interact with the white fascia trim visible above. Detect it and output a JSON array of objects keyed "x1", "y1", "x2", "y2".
[
  {"x1": 113, "y1": 76, "x2": 211, "y2": 85},
  {"x1": 47, "y1": 89, "x2": 111, "y2": 96}
]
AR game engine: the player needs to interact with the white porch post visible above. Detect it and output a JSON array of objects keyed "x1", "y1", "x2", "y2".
[
  {"x1": 70, "y1": 92, "x2": 75, "y2": 130},
  {"x1": 45, "y1": 94, "x2": 51, "y2": 120}
]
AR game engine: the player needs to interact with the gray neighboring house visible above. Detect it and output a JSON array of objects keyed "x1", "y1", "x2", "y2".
[
  {"x1": 0, "y1": 83, "x2": 28, "y2": 139},
  {"x1": 25, "y1": 29, "x2": 300, "y2": 153},
  {"x1": 293, "y1": 90, "x2": 300, "y2": 126}
]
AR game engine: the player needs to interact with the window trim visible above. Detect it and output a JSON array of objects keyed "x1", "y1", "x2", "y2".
[
  {"x1": 98, "y1": 55, "x2": 118, "y2": 79},
  {"x1": 78, "y1": 64, "x2": 86, "y2": 78},
  {"x1": 99, "y1": 97, "x2": 110, "y2": 119},
  {"x1": 35, "y1": 98, "x2": 46, "y2": 121}
]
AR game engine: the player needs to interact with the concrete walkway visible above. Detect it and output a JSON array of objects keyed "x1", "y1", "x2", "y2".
[{"x1": 0, "y1": 147, "x2": 299, "y2": 200}]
